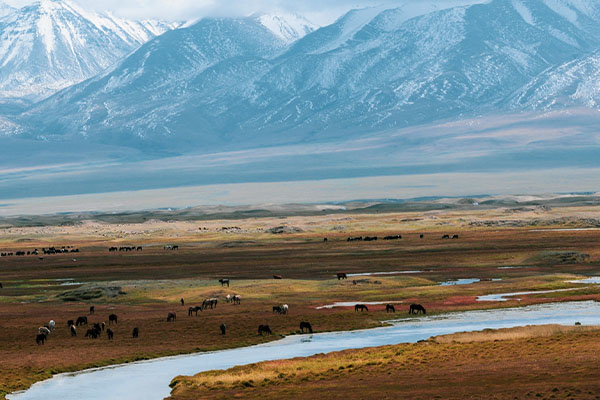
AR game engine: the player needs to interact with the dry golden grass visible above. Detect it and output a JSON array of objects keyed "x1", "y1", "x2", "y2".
[{"x1": 433, "y1": 324, "x2": 595, "y2": 343}]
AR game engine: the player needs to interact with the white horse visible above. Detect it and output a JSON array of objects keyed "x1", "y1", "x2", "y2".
[
  {"x1": 233, "y1": 295, "x2": 241, "y2": 305},
  {"x1": 48, "y1": 320, "x2": 56, "y2": 331},
  {"x1": 282, "y1": 304, "x2": 288, "y2": 314},
  {"x1": 225, "y1": 294, "x2": 231, "y2": 303}
]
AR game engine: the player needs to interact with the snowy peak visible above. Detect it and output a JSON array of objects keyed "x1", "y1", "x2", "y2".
[
  {"x1": 257, "y1": 12, "x2": 318, "y2": 44},
  {"x1": 0, "y1": 1, "x2": 14, "y2": 17},
  {"x1": 0, "y1": 0, "x2": 176, "y2": 102}
]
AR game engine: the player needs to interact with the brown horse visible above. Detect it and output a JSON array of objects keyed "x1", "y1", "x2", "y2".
[
  {"x1": 386, "y1": 304, "x2": 396, "y2": 313},
  {"x1": 337, "y1": 273, "x2": 348, "y2": 280},
  {"x1": 220, "y1": 323, "x2": 226, "y2": 335},
  {"x1": 409, "y1": 304, "x2": 426, "y2": 314},
  {"x1": 300, "y1": 321, "x2": 313, "y2": 333},
  {"x1": 36, "y1": 333, "x2": 47, "y2": 345},
  {"x1": 167, "y1": 312, "x2": 176, "y2": 322},
  {"x1": 273, "y1": 275, "x2": 283, "y2": 280},
  {"x1": 107, "y1": 328, "x2": 114, "y2": 340},
  {"x1": 355, "y1": 304, "x2": 369, "y2": 312},
  {"x1": 108, "y1": 314, "x2": 118, "y2": 324},
  {"x1": 188, "y1": 306, "x2": 202, "y2": 316}
]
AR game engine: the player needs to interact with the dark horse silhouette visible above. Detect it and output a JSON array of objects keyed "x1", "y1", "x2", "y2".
[
  {"x1": 337, "y1": 273, "x2": 347, "y2": 280},
  {"x1": 409, "y1": 304, "x2": 426, "y2": 314},
  {"x1": 188, "y1": 306, "x2": 202, "y2": 316},
  {"x1": 220, "y1": 323, "x2": 227, "y2": 335},
  {"x1": 36, "y1": 333, "x2": 47, "y2": 345},
  {"x1": 89, "y1": 306, "x2": 95, "y2": 314},
  {"x1": 219, "y1": 279, "x2": 230, "y2": 287},
  {"x1": 355, "y1": 304, "x2": 369, "y2": 312},
  {"x1": 300, "y1": 321, "x2": 313, "y2": 333},
  {"x1": 108, "y1": 314, "x2": 118, "y2": 324},
  {"x1": 386, "y1": 304, "x2": 396, "y2": 313},
  {"x1": 70, "y1": 325, "x2": 77, "y2": 337},
  {"x1": 167, "y1": 312, "x2": 176, "y2": 322},
  {"x1": 273, "y1": 275, "x2": 283, "y2": 280},
  {"x1": 258, "y1": 325, "x2": 272, "y2": 335},
  {"x1": 107, "y1": 328, "x2": 114, "y2": 340},
  {"x1": 75, "y1": 316, "x2": 88, "y2": 326},
  {"x1": 272, "y1": 305, "x2": 283, "y2": 314},
  {"x1": 132, "y1": 327, "x2": 139, "y2": 338}
]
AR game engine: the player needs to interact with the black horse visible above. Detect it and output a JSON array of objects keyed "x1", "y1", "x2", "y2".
[
  {"x1": 337, "y1": 273, "x2": 348, "y2": 280},
  {"x1": 220, "y1": 323, "x2": 227, "y2": 335},
  {"x1": 386, "y1": 304, "x2": 396, "y2": 313},
  {"x1": 409, "y1": 304, "x2": 426, "y2": 315},
  {"x1": 219, "y1": 279, "x2": 230, "y2": 287},
  {"x1": 85, "y1": 328, "x2": 100, "y2": 339},
  {"x1": 355, "y1": 304, "x2": 369, "y2": 312},
  {"x1": 300, "y1": 321, "x2": 313, "y2": 333},
  {"x1": 108, "y1": 314, "x2": 118, "y2": 324},
  {"x1": 67, "y1": 319, "x2": 74, "y2": 327},
  {"x1": 107, "y1": 328, "x2": 114, "y2": 340},
  {"x1": 132, "y1": 327, "x2": 139, "y2": 338},
  {"x1": 258, "y1": 325, "x2": 272, "y2": 335},
  {"x1": 180, "y1": 298, "x2": 185, "y2": 306},
  {"x1": 76, "y1": 316, "x2": 88, "y2": 326},
  {"x1": 272, "y1": 305, "x2": 283, "y2": 314},
  {"x1": 70, "y1": 325, "x2": 77, "y2": 337},
  {"x1": 89, "y1": 306, "x2": 95, "y2": 314},
  {"x1": 36, "y1": 333, "x2": 47, "y2": 345},
  {"x1": 167, "y1": 312, "x2": 176, "y2": 322}
]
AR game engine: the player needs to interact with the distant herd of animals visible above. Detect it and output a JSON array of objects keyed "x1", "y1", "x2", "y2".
[
  {"x1": 1, "y1": 246, "x2": 79, "y2": 257},
  {"x1": 344, "y1": 234, "x2": 458, "y2": 242},
  {"x1": 2, "y1": 234, "x2": 461, "y2": 258}
]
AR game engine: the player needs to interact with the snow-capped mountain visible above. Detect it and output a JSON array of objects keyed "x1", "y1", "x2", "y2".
[
  {"x1": 0, "y1": 1, "x2": 15, "y2": 17},
  {"x1": 257, "y1": 12, "x2": 318, "y2": 44},
  {"x1": 0, "y1": 0, "x2": 176, "y2": 103},
  {"x1": 18, "y1": 0, "x2": 600, "y2": 151}
]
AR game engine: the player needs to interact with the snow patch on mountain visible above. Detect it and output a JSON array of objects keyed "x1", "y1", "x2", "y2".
[{"x1": 258, "y1": 12, "x2": 317, "y2": 44}]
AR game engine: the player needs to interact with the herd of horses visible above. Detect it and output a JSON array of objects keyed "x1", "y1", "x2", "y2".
[
  {"x1": 354, "y1": 303, "x2": 426, "y2": 314},
  {"x1": 2, "y1": 246, "x2": 79, "y2": 257},
  {"x1": 343, "y1": 234, "x2": 458, "y2": 242}
]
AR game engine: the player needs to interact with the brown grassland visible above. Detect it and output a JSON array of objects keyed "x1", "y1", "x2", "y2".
[{"x1": 1, "y1": 203, "x2": 600, "y2": 398}]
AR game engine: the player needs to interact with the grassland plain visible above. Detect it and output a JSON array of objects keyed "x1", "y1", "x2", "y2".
[{"x1": 1, "y1": 203, "x2": 600, "y2": 398}]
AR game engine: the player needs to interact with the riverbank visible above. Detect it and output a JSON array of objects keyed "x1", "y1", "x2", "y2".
[{"x1": 170, "y1": 324, "x2": 600, "y2": 400}]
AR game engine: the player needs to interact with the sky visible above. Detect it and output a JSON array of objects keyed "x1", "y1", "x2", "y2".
[{"x1": 2, "y1": 0, "x2": 385, "y2": 23}]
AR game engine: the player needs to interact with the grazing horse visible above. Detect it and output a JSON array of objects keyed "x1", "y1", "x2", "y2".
[
  {"x1": 107, "y1": 328, "x2": 114, "y2": 340},
  {"x1": 180, "y1": 298, "x2": 185, "y2": 306},
  {"x1": 226, "y1": 294, "x2": 231, "y2": 303},
  {"x1": 232, "y1": 295, "x2": 241, "y2": 305},
  {"x1": 48, "y1": 320, "x2": 55, "y2": 331},
  {"x1": 38, "y1": 327, "x2": 51, "y2": 336},
  {"x1": 108, "y1": 314, "x2": 118, "y2": 324},
  {"x1": 132, "y1": 327, "x2": 139, "y2": 338},
  {"x1": 36, "y1": 333, "x2": 47, "y2": 345},
  {"x1": 386, "y1": 304, "x2": 396, "y2": 313},
  {"x1": 300, "y1": 321, "x2": 313, "y2": 333},
  {"x1": 219, "y1": 279, "x2": 230, "y2": 287},
  {"x1": 188, "y1": 306, "x2": 202, "y2": 316},
  {"x1": 67, "y1": 319, "x2": 74, "y2": 327},
  {"x1": 167, "y1": 312, "x2": 177, "y2": 322},
  {"x1": 273, "y1": 275, "x2": 283, "y2": 280},
  {"x1": 337, "y1": 273, "x2": 348, "y2": 280},
  {"x1": 203, "y1": 298, "x2": 218, "y2": 309},
  {"x1": 85, "y1": 328, "x2": 100, "y2": 339},
  {"x1": 409, "y1": 304, "x2": 426, "y2": 315},
  {"x1": 92, "y1": 323, "x2": 102, "y2": 334},
  {"x1": 282, "y1": 304, "x2": 289, "y2": 314},
  {"x1": 89, "y1": 306, "x2": 95, "y2": 314},
  {"x1": 76, "y1": 316, "x2": 88, "y2": 326},
  {"x1": 452, "y1": 234, "x2": 459, "y2": 239},
  {"x1": 442, "y1": 234, "x2": 450, "y2": 239},
  {"x1": 70, "y1": 325, "x2": 77, "y2": 337},
  {"x1": 355, "y1": 304, "x2": 369, "y2": 312},
  {"x1": 220, "y1": 323, "x2": 226, "y2": 335},
  {"x1": 258, "y1": 325, "x2": 272, "y2": 335},
  {"x1": 273, "y1": 305, "x2": 283, "y2": 314}
]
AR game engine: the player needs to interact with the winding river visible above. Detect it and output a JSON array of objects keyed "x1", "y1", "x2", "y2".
[{"x1": 9, "y1": 301, "x2": 600, "y2": 400}]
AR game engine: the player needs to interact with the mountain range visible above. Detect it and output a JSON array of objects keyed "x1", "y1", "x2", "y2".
[{"x1": 1, "y1": 0, "x2": 600, "y2": 201}]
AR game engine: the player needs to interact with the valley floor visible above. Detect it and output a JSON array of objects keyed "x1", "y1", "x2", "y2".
[{"x1": 1, "y1": 204, "x2": 600, "y2": 398}]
